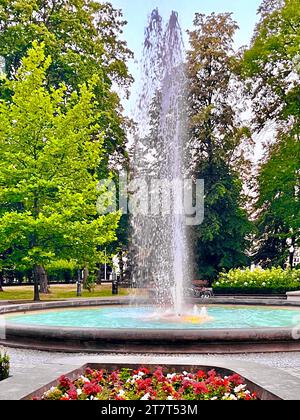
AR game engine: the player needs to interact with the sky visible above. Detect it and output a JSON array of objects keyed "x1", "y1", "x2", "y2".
[{"x1": 111, "y1": 0, "x2": 262, "y2": 111}]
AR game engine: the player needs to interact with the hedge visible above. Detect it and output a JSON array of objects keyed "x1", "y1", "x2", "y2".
[{"x1": 213, "y1": 267, "x2": 300, "y2": 294}]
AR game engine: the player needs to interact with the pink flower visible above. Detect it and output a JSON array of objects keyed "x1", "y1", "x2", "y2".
[
  {"x1": 67, "y1": 389, "x2": 78, "y2": 400},
  {"x1": 110, "y1": 371, "x2": 119, "y2": 382},
  {"x1": 228, "y1": 374, "x2": 244, "y2": 386},
  {"x1": 153, "y1": 368, "x2": 164, "y2": 382}
]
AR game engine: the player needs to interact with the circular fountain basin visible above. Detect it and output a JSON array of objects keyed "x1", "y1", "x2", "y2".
[
  {"x1": 5, "y1": 305, "x2": 300, "y2": 329},
  {"x1": 2, "y1": 303, "x2": 300, "y2": 354}
]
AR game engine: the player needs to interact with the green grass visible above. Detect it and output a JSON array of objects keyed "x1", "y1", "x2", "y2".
[{"x1": 0, "y1": 284, "x2": 129, "y2": 302}]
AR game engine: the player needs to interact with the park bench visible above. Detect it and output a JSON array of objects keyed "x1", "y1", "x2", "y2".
[{"x1": 189, "y1": 280, "x2": 214, "y2": 298}]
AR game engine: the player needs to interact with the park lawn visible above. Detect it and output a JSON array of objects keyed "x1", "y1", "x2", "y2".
[{"x1": 0, "y1": 284, "x2": 129, "y2": 302}]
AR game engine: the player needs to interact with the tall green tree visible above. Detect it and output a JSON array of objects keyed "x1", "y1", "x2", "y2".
[
  {"x1": 0, "y1": 43, "x2": 120, "y2": 300},
  {"x1": 187, "y1": 13, "x2": 253, "y2": 280},
  {"x1": 242, "y1": 0, "x2": 300, "y2": 129},
  {"x1": 242, "y1": 0, "x2": 300, "y2": 263},
  {"x1": 0, "y1": 0, "x2": 133, "y2": 171}
]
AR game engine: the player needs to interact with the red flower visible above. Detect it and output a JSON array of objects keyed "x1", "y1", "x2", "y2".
[
  {"x1": 137, "y1": 378, "x2": 152, "y2": 391},
  {"x1": 193, "y1": 382, "x2": 208, "y2": 395},
  {"x1": 162, "y1": 384, "x2": 174, "y2": 394},
  {"x1": 228, "y1": 374, "x2": 244, "y2": 386},
  {"x1": 83, "y1": 383, "x2": 102, "y2": 396},
  {"x1": 59, "y1": 375, "x2": 72, "y2": 390},
  {"x1": 85, "y1": 368, "x2": 94, "y2": 377},
  {"x1": 134, "y1": 367, "x2": 150, "y2": 376},
  {"x1": 196, "y1": 370, "x2": 207, "y2": 380}
]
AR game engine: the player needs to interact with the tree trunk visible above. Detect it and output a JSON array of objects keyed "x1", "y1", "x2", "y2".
[
  {"x1": 33, "y1": 266, "x2": 40, "y2": 302},
  {"x1": 0, "y1": 271, "x2": 3, "y2": 292},
  {"x1": 82, "y1": 267, "x2": 89, "y2": 289},
  {"x1": 36, "y1": 265, "x2": 50, "y2": 294},
  {"x1": 96, "y1": 266, "x2": 102, "y2": 285},
  {"x1": 119, "y1": 251, "x2": 124, "y2": 284}
]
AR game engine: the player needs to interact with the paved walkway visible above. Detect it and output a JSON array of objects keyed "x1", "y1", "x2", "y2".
[
  {"x1": 1, "y1": 347, "x2": 300, "y2": 399},
  {"x1": 2, "y1": 346, "x2": 300, "y2": 379}
]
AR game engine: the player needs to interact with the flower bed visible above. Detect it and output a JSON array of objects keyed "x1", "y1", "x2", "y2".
[
  {"x1": 36, "y1": 367, "x2": 257, "y2": 401},
  {"x1": 0, "y1": 351, "x2": 10, "y2": 382},
  {"x1": 214, "y1": 267, "x2": 300, "y2": 294}
]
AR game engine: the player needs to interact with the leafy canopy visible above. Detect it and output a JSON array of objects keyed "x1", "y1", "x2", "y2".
[{"x1": 0, "y1": 42, "x2": 120, "y2": 271}]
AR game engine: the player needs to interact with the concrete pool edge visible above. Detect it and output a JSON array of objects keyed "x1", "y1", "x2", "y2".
[
  {"x1": 1, "y1": 298, "x2": 300, "y2": 354},
  {"x1": 1, "y1": 358, "x2": 300, "y2": 400}
]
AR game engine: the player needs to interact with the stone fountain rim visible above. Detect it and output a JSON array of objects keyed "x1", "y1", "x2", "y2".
[{"x1": 1, "y1": 298, "x2": 300, "y2": 354}]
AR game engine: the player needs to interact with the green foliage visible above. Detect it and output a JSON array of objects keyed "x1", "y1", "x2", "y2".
[
  {"x1": 242, "y1": 0, "x2": 300, "y2": 128},
  {"x1": 187, "y1": 13, "x2": 253, "y2": 280},
  {"x1": 0, "y1": 0, "x2": 133, "y2": 170},
  {"x1": 242, "y1": 0, "x2": 300, "y2": 262},
  {"x1": 0, "y1": 351, "x2": 10, "y2": 381},
  {"x1": 0, "y1": 43, "x2": 120, "y2": 284},
  {"x1": 214, "y1": 267, "x2": 300, "y2": 293},
  {"x1": 257, "y1": 132, "x2": 300, "y2": 236}
]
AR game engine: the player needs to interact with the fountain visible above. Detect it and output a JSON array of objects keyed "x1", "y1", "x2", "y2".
[
  {"x1": 2, "y1": 10, "x2": 300, "y2": 355},
  {"x1": 131, "y1": 9, "x2": 192, "y2": 318}
]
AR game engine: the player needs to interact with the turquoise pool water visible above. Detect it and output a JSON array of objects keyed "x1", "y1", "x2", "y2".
[{"x1": 6, "y1": 305, "x2": 300, "y2": 330}]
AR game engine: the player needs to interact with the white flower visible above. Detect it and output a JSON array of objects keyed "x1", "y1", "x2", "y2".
[
  {"x1": 167, "y1": 396, "x2": 174, "y2": 400},
  {"x1": 210, "y1": 397, "x2": 218, "y2": 401},
  {"x1": 216, "y1": 282, "x2": 220, "y2": 286},
  {"x1": 229, "y1": 394, "x2": 238, "y2": 400},
  {"x1": 44, "y1": 387, "x2": 58, "y2": 397},
  {"x1": 138, "y1": 371, "x2": 145, "y2": 377},
  {"x1": 80, "y1": 375, "x2": 90, "y2": 383},
  {"x1": 262, "y1": 282, "x2": 266, "y2": 287},
  {"x1": 141, "y1": 393, "x2": 151, "y2": 401},
  {"x1": 234, "y1": 384, "x2": 247, "y2": 393},
  {"x1": 183, "y1": 371, "x2": 188, "y2": 376},
  {"x1": 77, "y1": 389, "x2": 82, "y2": 396},
  {"x1": 118, "y1": 390, "x2": 125, "y2": 397},
  {"x1": 167, "y1": 373, "x2": 176, "y2": 380},
  {"x1": 244, "y1": 282, "x2": 248, "y2": 286}
]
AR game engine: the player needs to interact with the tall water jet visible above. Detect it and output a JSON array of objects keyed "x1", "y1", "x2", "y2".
[{"x1": 130, "y1": 9, "x2": 189, "y2": 315}]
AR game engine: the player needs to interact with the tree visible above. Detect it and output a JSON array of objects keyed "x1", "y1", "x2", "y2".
[
  {"x1": 0, "y1": 0, "x2": 133, "y2": 173},
  {"x1": 242, "y1": 0, "x2": 300, "y2": 130},
  {"x1": 242, "y1": 0, "x2": 300, "y2": 261},
  {"x1": 0, "y1": 43, "x2": 120, "y2": 300},
  {"x1": 187, "y1": 13, "x2": 253, "y2": 280},
  {"x1": 0, "y1": 1, "x2": 133, "y2": 289}
]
